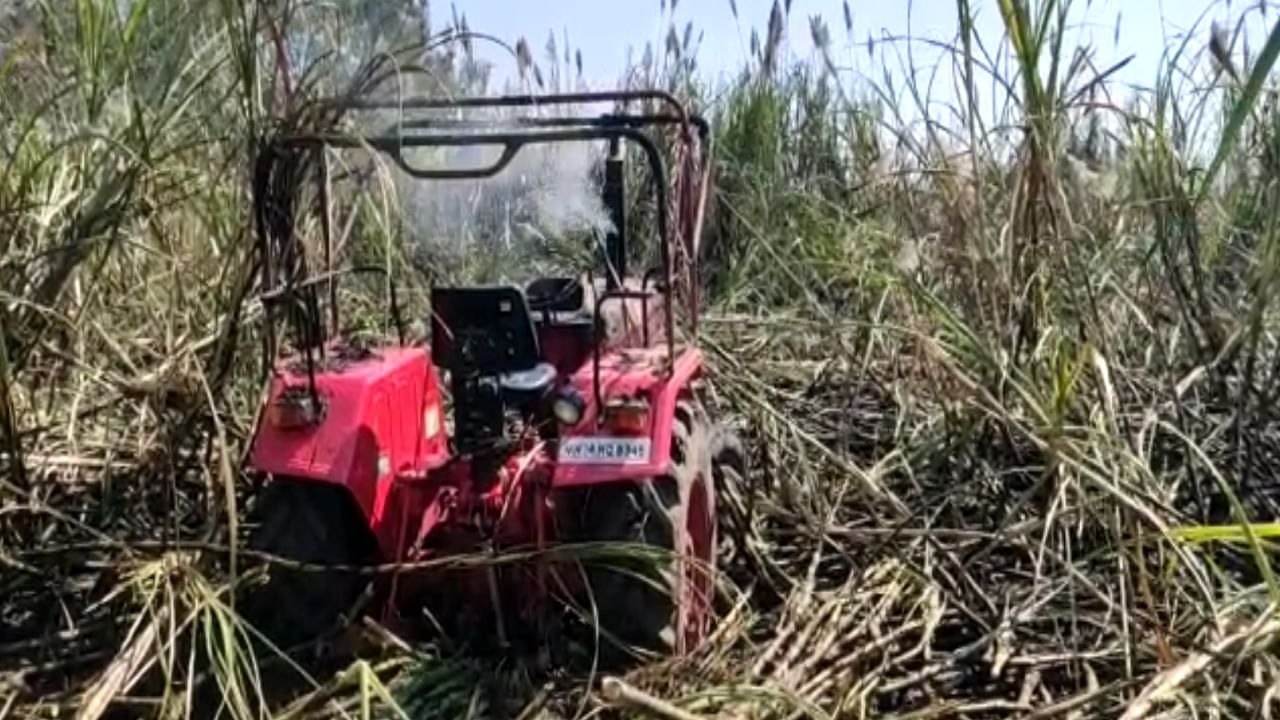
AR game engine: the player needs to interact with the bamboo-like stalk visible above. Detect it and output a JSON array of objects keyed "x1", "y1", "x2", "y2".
[{"x1": 5, "y1": 1, "x2": 1280, "y2": 719}]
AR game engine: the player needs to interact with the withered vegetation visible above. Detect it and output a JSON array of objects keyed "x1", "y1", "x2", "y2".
[{"x1": 5, "y1": 0, "x2": 1280, "y2": 718}]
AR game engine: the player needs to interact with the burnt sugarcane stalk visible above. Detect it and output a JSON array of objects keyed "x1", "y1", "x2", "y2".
[{"x1": 600, "y1": 677, "x2": 704, "y2": 720}]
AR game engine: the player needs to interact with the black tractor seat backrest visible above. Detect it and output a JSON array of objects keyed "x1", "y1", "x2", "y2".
[{"x1": 429, "y1": 286, "x2": 541, "y2": 375}]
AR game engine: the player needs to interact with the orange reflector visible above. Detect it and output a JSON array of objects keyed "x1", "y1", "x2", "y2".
[{"x1": 602, "y1": 399, "x2": 649, "y2": 435}]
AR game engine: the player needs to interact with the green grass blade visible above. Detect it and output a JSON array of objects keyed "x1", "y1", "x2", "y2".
[
  {"x1": 1197, "y1": 16, "x2": 1280, "y2": 204},
  {"x1": 1160, "y1": 421, "x2": 1280, "y2": 602},
  {"x1": 1171, "y1": 523, "x2": 1280, "y2": 543}
]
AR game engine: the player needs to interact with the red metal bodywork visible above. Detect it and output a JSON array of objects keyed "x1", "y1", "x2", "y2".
[
  {"x1": 247, "y1": 342, "x2": 702, "y2": 552},
  {"x1": 247, "y1": 346, "x2": 450, "y2": 556},
  {"x1": 553, "y1": 347, "x2": 702, "y2": 486}
]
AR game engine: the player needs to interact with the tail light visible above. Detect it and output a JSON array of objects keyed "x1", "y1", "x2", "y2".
[{"x1": 602, "y1": 397, "x2": 649, "y2": 435}]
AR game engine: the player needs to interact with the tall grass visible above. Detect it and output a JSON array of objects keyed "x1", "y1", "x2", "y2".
[{"x1": 6, "y1": 0, "x2": 1280, "y2": 717}]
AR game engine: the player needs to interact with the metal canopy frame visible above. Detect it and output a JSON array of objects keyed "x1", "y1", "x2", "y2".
[{"x1": 252, "y1": 89, "x2": 711, "y2": 403}]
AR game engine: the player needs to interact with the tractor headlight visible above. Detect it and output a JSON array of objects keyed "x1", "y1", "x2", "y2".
[{"x1": 550, "y1": 388, "x2": 586, "y2": 426}]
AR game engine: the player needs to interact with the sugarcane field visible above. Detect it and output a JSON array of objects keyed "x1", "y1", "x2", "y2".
[{"x1": 5, "y1": 0, "x2": 1280, "y2": 718}]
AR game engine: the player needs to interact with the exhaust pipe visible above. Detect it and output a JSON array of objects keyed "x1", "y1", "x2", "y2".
[{"x1": 602, "y1": 138, "x2": 627, "y2": 288}]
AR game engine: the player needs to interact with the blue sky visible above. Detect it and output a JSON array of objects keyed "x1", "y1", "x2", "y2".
[{"x1": 449, "y1": 0, "x2": 1274, "y2": 112}]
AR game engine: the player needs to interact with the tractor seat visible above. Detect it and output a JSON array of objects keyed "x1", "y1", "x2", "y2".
[{"x1": 499, "y1": 361, "x2": 557, "y2": 395}]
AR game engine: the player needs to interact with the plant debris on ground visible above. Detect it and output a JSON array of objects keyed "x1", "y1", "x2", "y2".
[{"x1": 6, "y1": 0, "x2": 1280, "y2": 718}]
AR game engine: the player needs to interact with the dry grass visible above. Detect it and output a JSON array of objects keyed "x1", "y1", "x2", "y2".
[{"x1": 6, "y1": 0, "x2": 1280, "y2": 718}]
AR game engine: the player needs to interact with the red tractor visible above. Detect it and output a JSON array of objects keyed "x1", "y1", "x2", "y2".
[{"x1": 238, "y1": 90, "x2": 744, "y2": 665}]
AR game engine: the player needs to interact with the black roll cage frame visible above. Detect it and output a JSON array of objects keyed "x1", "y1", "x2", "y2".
[{"x1": 252, "y1": 90, "x2": 712, "y2": 408}]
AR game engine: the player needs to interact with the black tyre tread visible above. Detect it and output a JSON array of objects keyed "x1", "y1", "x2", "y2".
[
  {"x1": 709, "y1": 427, "x2": 748, "y2": 480},
  {"x1": 708, "y1": 425, "x2": 752, "y2": 558}
]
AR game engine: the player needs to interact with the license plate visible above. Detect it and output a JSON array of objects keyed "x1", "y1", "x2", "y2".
[{"x1": 559, "y1": 437, "x2": 651, "y2": 464}]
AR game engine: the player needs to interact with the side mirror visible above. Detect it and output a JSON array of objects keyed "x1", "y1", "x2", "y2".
[{"x1": 526, "y1": 277, "x2": 585, "y2": 313}]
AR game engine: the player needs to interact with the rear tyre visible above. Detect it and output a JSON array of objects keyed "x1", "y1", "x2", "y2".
[
  {"x1": 574, "y1": 478, "x2": 680, "y2": 663},
  {"x1": 574, "y1": 399, "x2": 718, "y2": 665},
  {"x1": 239, "y1": 479, "x2": 378, "y2": 656}
]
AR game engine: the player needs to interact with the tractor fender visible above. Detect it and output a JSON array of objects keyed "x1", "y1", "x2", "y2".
[
  {"x1": 246, "y1": 346, "x2": 450, "y2": 558},
  {"x1": 552, "y1": 348, "x2": 703, "y2": 487}
]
